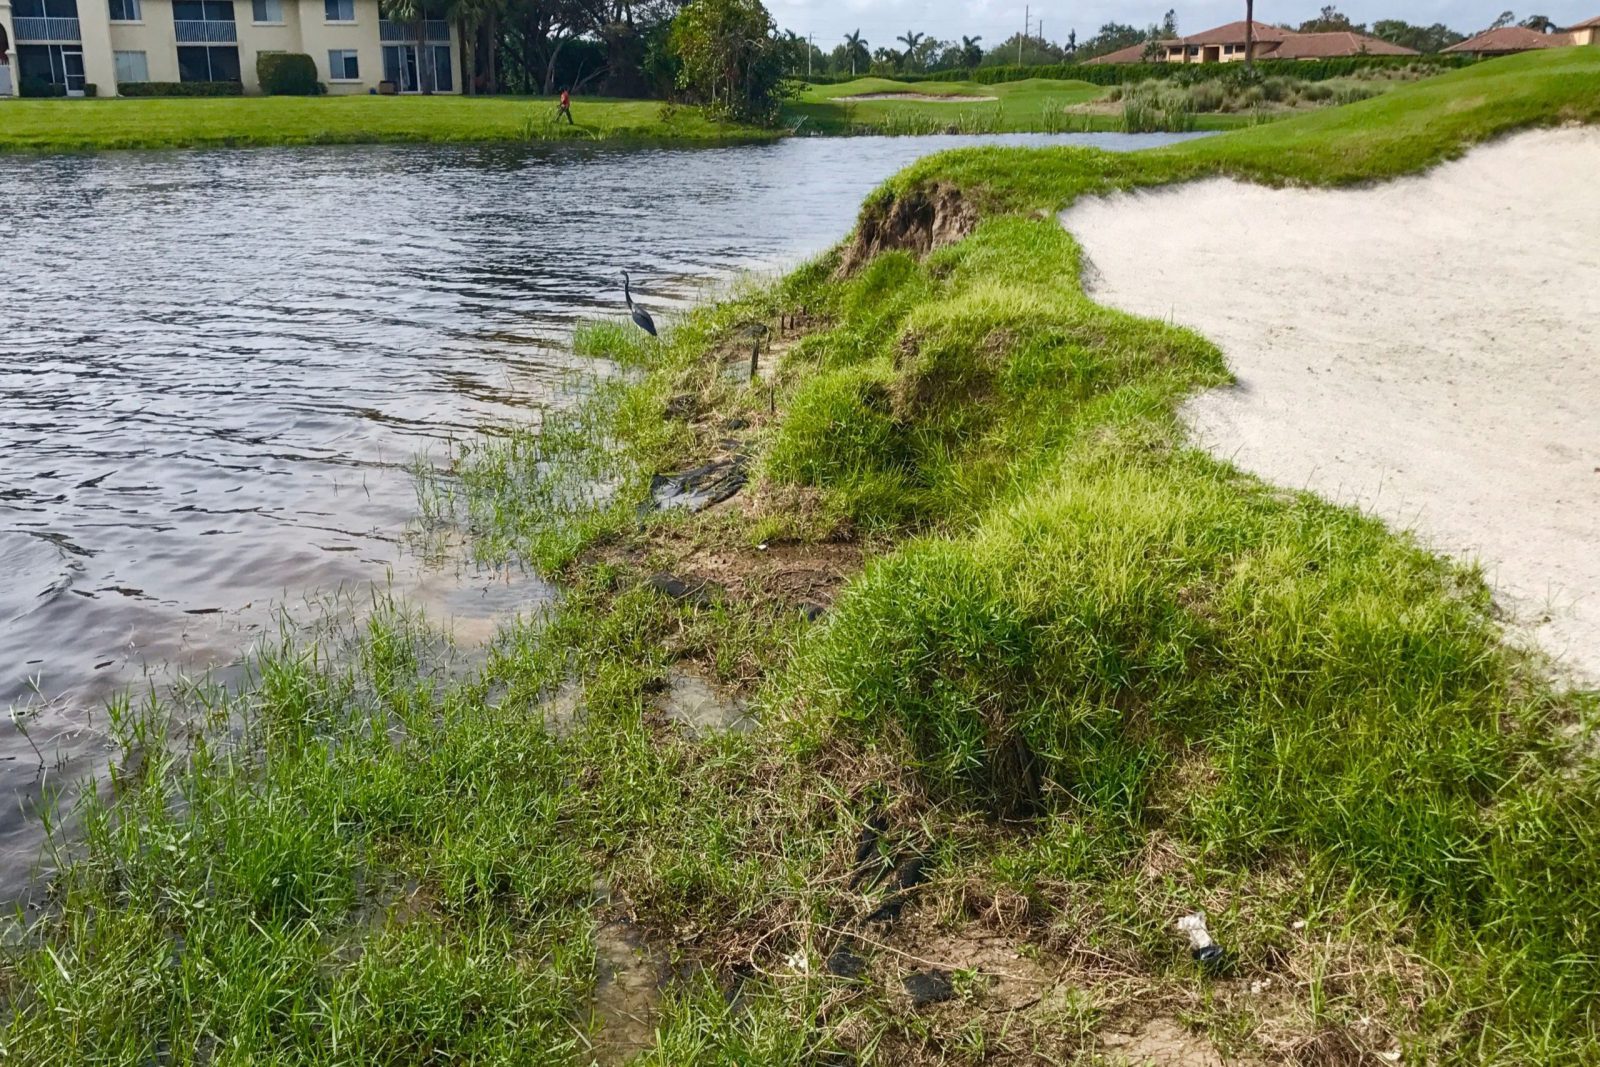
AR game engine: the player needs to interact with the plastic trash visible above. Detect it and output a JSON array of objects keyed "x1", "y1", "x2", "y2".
[{"x1": 1177, "y1": 911, "x2": 1226, "y2": 970}]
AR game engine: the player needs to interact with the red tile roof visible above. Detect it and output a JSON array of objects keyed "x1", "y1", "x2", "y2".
[
  {"x1": 1563, "y1": 14, "x2": 1600, "y2": 29},
  {"x1": 1081, "y1": 41, "x2": 1174, "y2": 65},
  {"x1": 1267, "y1": 30, "x2": 1419, "y2": 58},
  {"x1": 1179, "y1": 20, "x2": 1289, "y2": 44},
  {"x1": 1443, "y1": 26, "x2": 1572, "y2": 53}
]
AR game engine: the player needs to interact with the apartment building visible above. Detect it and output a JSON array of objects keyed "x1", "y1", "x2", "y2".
[{"x1": 0, "y1": 0, "x2": 460, "y2": 97}]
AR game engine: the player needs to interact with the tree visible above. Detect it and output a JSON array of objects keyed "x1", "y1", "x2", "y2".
[
  {"x1": 1298, "y1": 4, "x2": 1362, "y2": 32},
  {"x1": 1371, "y1": 19, "x2": 1466, "y2": 52},
  {"x1": 842, "y1": 29, "x2": 868, "y2": 75},
  {"x1": 1489, "y1": 10, "x2": 1516, "y2": 29},
  {"x1": 1064, "y1": 28, "x2": 1077, "y2": 56},
  {"x1": 1073, "y1": 22, "x2": 1145, "y2": 61},
  {"x1": 668, "y1": 0, "x2": 785, "y2": 122},
  {"x1": 1160, "y1": 8, "x2": 1178, "y2": 36},
  {"x1": 1520, "y1": 13, "x2": 1556, "y2": 31},
  {"x1": 960, "y1": 34, "x2": 982, "y2": 67},
  {"x1": 984, "y1": 31, "x2": 1067, "y2": 65},
  {"x1": 897, "y1": 29, "x2": 925, "y2": 69}
]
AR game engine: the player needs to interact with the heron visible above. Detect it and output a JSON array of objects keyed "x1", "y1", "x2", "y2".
[{"x1": 621, "y1": 271, "x2": 657, "y2": 336}]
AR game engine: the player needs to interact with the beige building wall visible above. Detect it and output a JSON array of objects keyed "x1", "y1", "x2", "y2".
[
  {"x1": 4, "y1": 0, "x2": 458, "y2": 97},
  {"x1": 109, "y1": 0, "x2": 182, "y2": 85},
  {"x1": 76, "y1": 0, "x2": 118, "y2": 93},
  {"x1": 305, "y1": 0, "x2": 380, "y2": 94},
  {"x1": 239, "y1": 0, "x2": 310, "y2": 93},
  {"x1": 1, "y1": 0, "x2": 17, "y2": 95}
]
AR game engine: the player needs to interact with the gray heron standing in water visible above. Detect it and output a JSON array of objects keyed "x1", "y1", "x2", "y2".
[{"x1": 621, "y1": 271, "x2": 657, "y2": 336}]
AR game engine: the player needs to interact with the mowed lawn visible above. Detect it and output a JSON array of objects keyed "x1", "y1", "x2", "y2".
[
  {"x1": 0, "y1": 94, "x2": 770, "y2": 151},
  {"x1": 785, "y1": 74, "x2": 1264, "y2": 134}
]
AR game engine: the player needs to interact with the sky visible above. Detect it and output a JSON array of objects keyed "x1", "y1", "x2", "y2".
[{"x1": 766, "y1": 0, "x2": 1599, "y2": 53}]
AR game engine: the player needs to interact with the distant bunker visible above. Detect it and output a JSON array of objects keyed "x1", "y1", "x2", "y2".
[{"x1": 833, "y1": 92, "x2": 999, "y2": 102}]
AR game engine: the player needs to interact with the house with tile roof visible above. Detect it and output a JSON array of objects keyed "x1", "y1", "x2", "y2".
[{"x1": 1083, "y1": 19, "x2": 1417, "y2": 65}]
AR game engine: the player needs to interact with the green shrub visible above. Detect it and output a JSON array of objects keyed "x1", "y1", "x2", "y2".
[
  {"x1": 1260, "y1": 75, "x2": 1294, "y2": 102},
  {"x1": 118, "y1": 80, "x2": 244, "y2": 97},
  {"x1": 257, "y1": 52, "x2": 321, "y2": 96},
  {"x1": 1332, "y1": 82, "x2": 1380, "y2": 105},
  {"x1": 19, "y1": 77, "x2": 66, "y2": 98},
  {"x1": 1186, "y1": 80, "x2": 1225, "y2": 111},
  {"x1": 83, "y1": 83, "x2": 98, "y2": 98}
]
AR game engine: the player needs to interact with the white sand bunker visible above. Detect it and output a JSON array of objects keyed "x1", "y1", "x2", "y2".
[
  {"x1": 1063, "y1": 127, "x2": 1600, "y2": 681},
  {"x1": 834, "y1": 92, "x2": 997, "y2": 102}
]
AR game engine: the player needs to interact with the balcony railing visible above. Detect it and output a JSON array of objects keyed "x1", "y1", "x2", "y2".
[
  {"x1": 13, "y1": 16, "x2": 82, "y2": 41},
  {"x1": 379, "y1": 19, "x2": 449, "y2": 42},
  {"x1": 173, "y1": 18, "x2": 238, "y2": 42}
]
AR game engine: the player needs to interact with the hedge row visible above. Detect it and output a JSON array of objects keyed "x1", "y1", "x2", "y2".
[
  {"x1": 119, "y1": 80, "x2": 245, "y2": 97},
  {"x1": 797, "y1": 53, "x2": 1475, "y2": 87}
]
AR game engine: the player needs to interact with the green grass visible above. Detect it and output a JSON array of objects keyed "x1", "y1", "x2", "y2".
[
  {"x1": 4, "y1": 47, "x2": 1599, "y2": 1064},
  {"x1": 0, "y1": 94, "x2": 772, "y2": 152},
  {"x1": 784, "y1": 75, "x2": 1264, "y2": 135}
]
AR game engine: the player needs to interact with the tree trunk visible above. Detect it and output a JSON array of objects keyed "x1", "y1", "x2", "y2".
[
  {"x1": 543, "y1": 36, "x2": 566, "y2": 95},
  {"x1": 1244, "y1": 0, "x2": 1255, "y2": 70},
  {"x1": 486, "y1": 14, "x2": 498, "y2": 93}
]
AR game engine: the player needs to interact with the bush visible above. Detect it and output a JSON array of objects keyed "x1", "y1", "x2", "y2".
[
  {"x1": 83, "y1": 83, "x2": 98, "y2": 97},
  {"x1": 19, "y1": 77, "x2": 66, "y2": 98},
  {"x1": 257, "y1": 52, "x2": 321, "y2": 96},
  {"x1": 118, "y1": 81, "x2": 244, "y2": 97},
  {"x1": 1332, "y1": 82, "x2": 1380, "y2": 105},
  {"x1": 1186, "y1": 80, "x2": 1225, "y2": 111}
]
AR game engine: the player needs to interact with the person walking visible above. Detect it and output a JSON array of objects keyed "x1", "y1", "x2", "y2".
[{"x1": 557, "y1": 88, "x2": 574, "y2": 125}]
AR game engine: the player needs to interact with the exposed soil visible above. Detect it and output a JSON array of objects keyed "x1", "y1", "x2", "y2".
[
  {"x1": 838, "y1": 181, "x2": 980, "y2": 274},
  {"x1": 1064, "y1": 127, "x2": 1600, "y2": 684}
]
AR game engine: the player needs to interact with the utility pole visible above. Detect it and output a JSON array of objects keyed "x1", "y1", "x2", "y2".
[
  {"x1": 807, "y1": 33, "x2": 814, "y2": 76},
  {"x1": 1020, "y1": 5, "x2": 1028, "y2": 63}
]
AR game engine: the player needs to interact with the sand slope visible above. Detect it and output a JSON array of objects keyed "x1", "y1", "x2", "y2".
[{"x1": 1063, "y1": 128, "x2": 1600, "y2": 681}]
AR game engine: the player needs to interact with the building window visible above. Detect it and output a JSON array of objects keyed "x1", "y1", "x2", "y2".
[
  {"x1": 328, "y1": 48, "x2": 359, "y2": 79},
  {"x1": 108, "y1": 0, "x2": 141, "y2": 20},
  {"x1": 113, "y1": 49, "x2": 148, "y2": 81},
  {"x1": 177, "y1": 44, "x2": 240, "y2": 80},
  {"x1": 324, "y1": 0, "x2": 353, "y2": 21},
  {"x1": 251, "y1": 0, "x2": 281, "y2": 20},
  {"x1": 15, "y1": 0, "x2": 80, "y2": 17}
]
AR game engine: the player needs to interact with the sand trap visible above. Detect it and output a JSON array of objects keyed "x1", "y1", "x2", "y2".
[
  {"x1": 834, "y1": 92, "x2": 997, "y2": 102},
  {"x1": 1062, "y1": 128, "x2": 1600, "y2": 682}
]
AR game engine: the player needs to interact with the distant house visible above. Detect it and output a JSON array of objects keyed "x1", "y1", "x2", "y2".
[
  {"x1": 1083, "y1": 20, "x2": 1417, "y2": 65},
  {"x1": 1443, "y1": 25, "x2": 1578, "y2": 56},
  {"x1": 1561, "y1": 15, "x2": 1600, "y2": 45}
]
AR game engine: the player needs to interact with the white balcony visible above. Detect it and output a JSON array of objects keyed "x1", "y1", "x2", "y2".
[
  {"x1": 379, "y1": 19, "x2": 449, "y2": 42},
  {"x1": 174, "y1": 19, "x2": 239, "y2": 42},
  {"x1": 14, "y1": 16, "x2": 82, "y2": 41}
]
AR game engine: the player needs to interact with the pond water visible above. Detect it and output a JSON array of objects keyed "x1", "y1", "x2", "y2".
[{"x1": 0, "y1": 130, "x2": 1208, "y2": 899}]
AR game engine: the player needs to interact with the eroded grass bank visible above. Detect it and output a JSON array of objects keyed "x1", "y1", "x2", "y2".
[{"x1": 4, "y1": 48, "x2": 1600, "y2": 1064}]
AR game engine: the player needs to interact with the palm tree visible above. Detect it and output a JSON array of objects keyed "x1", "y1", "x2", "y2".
[
  {"x1": 1244, "y1": 0, "x2": 1255, "y2": 71},
  {"x1": 897, "y1": 29, "x2": 925, "y2": 69},
  {"x1": 960, "y1": 34, "x2": 982, "y2": 68},
  {"x1": 843, "y1": 29, "x2": 868, "y2": 76}
]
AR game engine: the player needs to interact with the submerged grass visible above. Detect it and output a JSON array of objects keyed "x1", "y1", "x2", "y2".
[{"x1": 5, "y1": 47, "x2": 1600, "y2": 1064}]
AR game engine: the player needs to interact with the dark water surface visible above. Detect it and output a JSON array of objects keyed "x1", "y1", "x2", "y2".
[{"x1": 0, "y1": 130, "x2": 1207, "y2": 898}]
